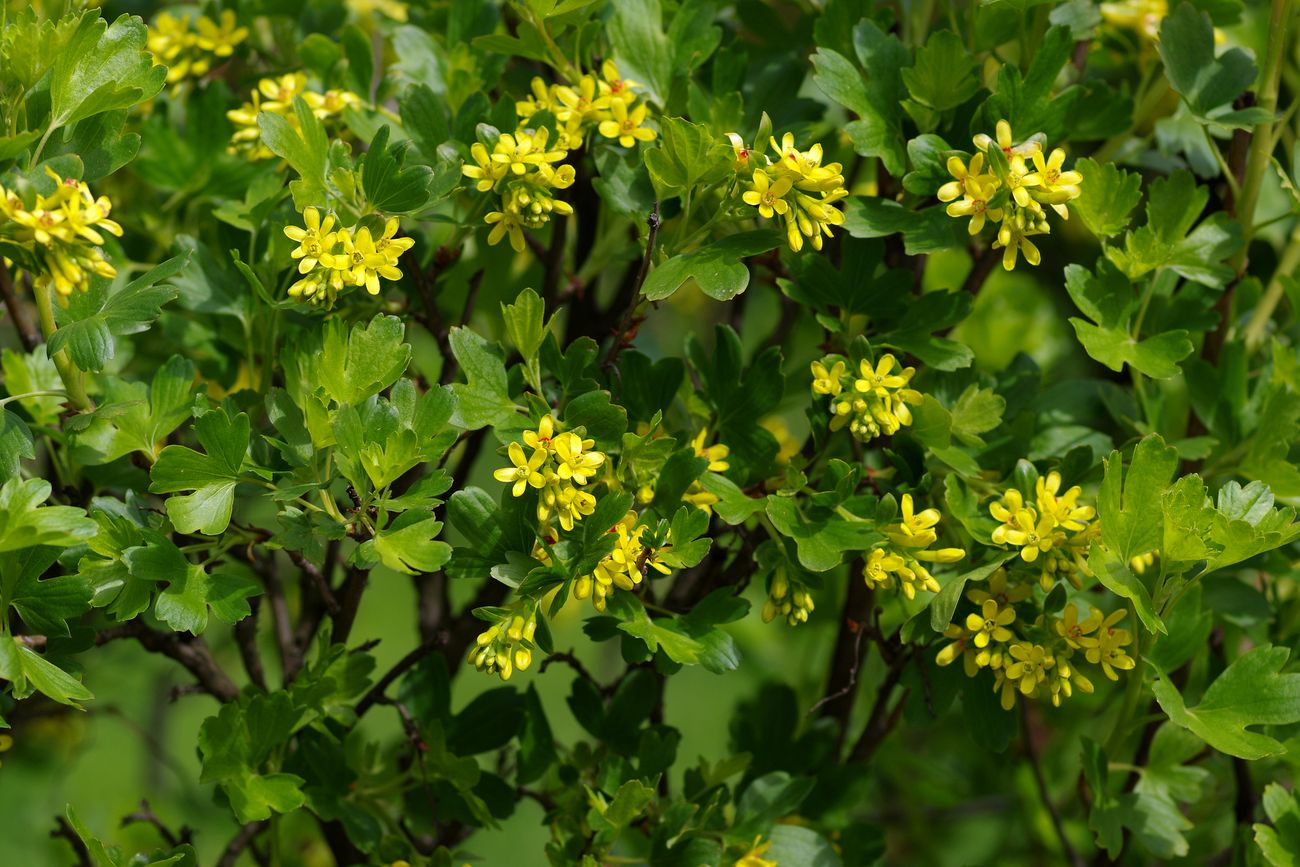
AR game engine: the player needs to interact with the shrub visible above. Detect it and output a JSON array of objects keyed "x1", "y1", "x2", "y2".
[{"x1": 1, "y1": 0, "x2": 1299, "y2": 864}]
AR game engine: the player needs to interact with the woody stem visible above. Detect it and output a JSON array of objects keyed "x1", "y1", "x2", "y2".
[{"x1": 31, "y1": 277, "x2": 90, "y2": 410}]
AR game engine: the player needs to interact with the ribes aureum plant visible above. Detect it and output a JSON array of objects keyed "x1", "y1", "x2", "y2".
[{"x1": 1, "y1": 0, "x2": 1300, "y2": 865}]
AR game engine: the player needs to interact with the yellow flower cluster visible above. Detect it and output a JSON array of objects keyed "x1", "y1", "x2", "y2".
[
  {"x1": 227, "y1": 73, "x2": 361, "y2": 160},
  {"x1": 494, "y1": 416, "x2": 606, "y2": 531},
  {"x1": 861, "y1": 495, "x2": 965, "y2": 600},
  {"x1": 463, "y1": 61, "x2": 654, "y2": 253},
  {"x1": 470, "y1": 607, "x2": 537, "y2": 682},
  {"x1": 0, "y1": 168, "x2": 122, "y2": 296},
  {"x1": 516, "y1": 60, "x2": 657, "y2": 150},
  {"x1": 1099, "y1": 0, "x2": 1167, "y2": 41},
  {"x1": 282, "y1": 208, "x2": 412, "y2": 307},
  {"x1": 574, "y1": 511, "x2": 671, "y2": 612},
  {"x1": 811, "y1": 354, "x2": 923, "y2": 444},
  {"x1": 762, "y1": 565, "x2": 815, "y2": 626},
  {"x1": 936, "y1": 570, "x2": 1134, "y2": 709},
  {"x1": 939, "y1": 120, "x2": 1083, "y2": 270},
  {"x1": 989, "y1": 471, "x2": 1098, "y2": 590},
  {"x1": 636, "y1": 428, "x2": 731, "y2": 515},
  {"x1": 736, "y1": 132, "x2": 847, "y2": 252},
  {"x1": 147, "y1": 10, "x2": 248, "y2": 84}
]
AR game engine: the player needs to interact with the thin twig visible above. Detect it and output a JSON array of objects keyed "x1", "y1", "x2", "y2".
[
  {"x1": 51, "y1": 816, "x2": 92, "y2": 867},
  {"x1": 216, "y1": 821, "x2": 268, "y2": 867},
  {"x1": 234, "y1": 596, "x2": 268, "y2": 691},
  {"x1": 120, "y1": 800, "x2": 192, "y2": 848},
  {"x1": 539, "y1": 649, "x2": 614, "y2": 696},
  {"x1": 0, "y1": 263, "x2": 40, "y2": 352},
  {"x1": 97, "y1": 621, "x2": 239, "y2": 702},
  {"x1": 1022, "y1": 703, "x2": 1085, "y2": 867},
  {"x1": 290, "y1": 549, "x2": 339, "y2": 614}
]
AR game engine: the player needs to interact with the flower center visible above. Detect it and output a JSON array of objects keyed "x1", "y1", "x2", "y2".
[{"x1": 621, "y1": 119, "x2": 635, "y2": 132}]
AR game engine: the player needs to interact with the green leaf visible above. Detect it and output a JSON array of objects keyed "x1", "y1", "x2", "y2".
[
  {"x1": 1106, "y1": 170, "x2": 1243, "y2": 286},
  {"x1": 1071, "y1": 158, "x2": 1143, "y2": 239},
  {"x1": 608, "y1": 0, "x2": 672, "y2": 106},
  {"x1": 641, "y1": 230, "x2": 782, "y2": 301},
  {"x1": 1088, "y1": 543, "x2": 1164, "y2": 634},
  {"x1": 643, "y1": 117, "x2": 732, "y2": 199},
  {"x1": 948, "y1": 384, "x2": 1005, "y2": 446},
  {"x1": 48, "y1": 12, "x2": 165, "y2": 130},
  {"x1": 259, "y1": 97, "x2": 329, "y2": 209},
  {"x1": 0, "y1": 637, "x2": 94, "y2": 707},
  {"x1": 71, "y1": 355, "x2": 195, "y2": 464},
  {"x1": 765, "y1": 497, "x2": 881, "y2": 572},
  {"x1": 901, "y1": 30, "x2": 980, "y2": 112},
  {"x1": 2, "y1": 346, "x2": 65, "y2": 428},
  {"x1": 812, "y1": 37, "x2": 908, "y2": 176},
  {"x1": 1158, "y1": 2, "x2": 1257, "y2": 118},
  {"x1": 1161, "y1": 477, "x2": 1300, "y2": 576},
  {"x1": 3, "y1": 552, "x2": 92, "y2": 638},
  {"x1": 929, "y1": 552, "x2": 1017, "y2": 632},
  {"x1": 360, "y1": 125, "x2": 432, "y2": 214},
  {"x1": 319, "y1": 314, "x2": 412, "y2": 407},
  {"x1": 1152, "y1": 645, "x2": 1300, "y2": 759},
  {"x1": 448, "y1": 326, "x2": 516, "y2": 429},
  {"x1": 155, "y1": 563, "x2": 258, "y2": 635},
  {"x1": 1098, "y1": 434, "x2": 1179, "y2": 564},
  {"x1": 368, "y1": 512, "x2": 452, "y2": 575},
  {"x1": 149, "y1": 409, "x2": 251, "y2": 536},
  {"x1": 49, "y1": 254, "x2": 188, "y2": 372},
  {"x1": 502, "y1": 287, "x2": 548, "y2": 362},
  {"x1": 1255, "y1": 783, "x2": 1300, "y2": 866},
  {"x1": 0, "y1": 478, "x2": 96, "y2": 554}
]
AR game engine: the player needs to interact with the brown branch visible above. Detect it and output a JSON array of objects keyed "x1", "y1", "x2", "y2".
[
  {"x1": 51, "y1": 816, "x2": 91, "y2": 867},
  {"x1": 216, "y1": 821, "x2": 268, "y2": 867},
  {"x1": 331, "y1": 565, "x2": 369, "y2": 646},
  {"x1": 539, "y1": 649, "x2": 614, "y2": 696},
  {"x1": 96, "y1": 621, "x2": 239, "y2": 702},
  {"x1": 0, "y1": 263, "x2": 40, "y2": 352},
  {"x1": 233, "y1": 597, "x2": 267, "y2": 692},
  {"x1": 1022, "y1": 703, "x2": 1085, "y2": 867},
  {"x1": 817, "y1": 579, "x2": 874, "y2": 744},
  {"x1": 961, "y1": 245, "x2": 999, "y2": 296},
  {"x1": 847, "y1": 651, "x2": 911, "y2": 763},
  {"x1": 120, "y1": 799, "x2": 192, "y2": 848},
  {"x1": 290, "y1": 549, "x2": 339, "y2": 614},
  {"x1": 602, "y1": 204, "x2": 660, "y2": 370}
]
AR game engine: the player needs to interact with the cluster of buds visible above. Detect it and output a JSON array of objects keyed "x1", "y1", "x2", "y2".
[
  {"x1": 147, "y1": 9, "x2": 248, "y2": 85},
  {"x1": 464, "y1": 62, "x2": 656, "y2": 252},
  {"x1": 282, "y1": 208, "x2": 412, "y2": 308},
  {"x1": 939, "y1": 120, "x2": 1083, "y2": 270},
  {"x1": 575, "y1": 511, "x2": 671, "y2": 612},
  {"x1": 861, "y1": 495, "x2": 965, "y2": 600},
  {"x1": 0, "y1": 168, "x2": 122, "y2": 296},
  {"x1": 733, "y1": 132, "x2": 847, "y2": 252},
  {"x1": 470, "y1": 607, "x2": 538, "y2": 682},
  {"x1": 811, "y1": 353, "x2": 924, "y2": 444},
  {"x1": 227, "y1": 73, "x2": 361, "y2": 160},
  {"x1": 494, "y1": 416, "x2": 606, "y2": 532},
  {"x1": 936, "y1": 570, "x2": 1133, "y2": 709},
  {"x1": 762, "y1": 565, "x2": 815, "y2": 626},
  {"x1": 989, "y1": 471, "x2": 1099, "y2": 590}
]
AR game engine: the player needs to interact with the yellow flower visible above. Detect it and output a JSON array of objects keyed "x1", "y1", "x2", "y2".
[
  {"x1": 762, "y1": 567, "x2": 815, "y2": 626},
  {"x1": 993, "y1": 210, "x2": 1044, "y2": 271},
  {"x1": 973, "y1": 119, "x2": 1041, "y2": 160},
  {"x1": 1024, "y1": 148, "x2": 1083, "y2": 218},
  {"x1": 965, "y1": 599, "x2": 1016, "y2": 648},
  {"x1": 1000, "y1": 642, "x2": 1054, "y2": 709},
  {"x1": 1079, "y1": 609, "x2": 1134, "y2": 680},
  {"x1": 889, "y1": 494, "x2": 941, "y2": 547},
  {"x1": 259, "y1": 73, "x2": 309, "y2": 111},
  {"x1": 944, "y1": 173, "x2": 1003, "y2": 235},
  {"x1": 1000, "y1": 508, "x2": 1058, "y2": 563},
  {"x1": 742, "y1": 169, "x2": 793, "y2": 219},
  {"x1": 347, "y1": 0, "x2": 410, "y2": 22},
  {"x1": 304, "y1": 89, "x2": 362, "y2": 119},
  {"x1": 597, "y1": 60, "x2": 641, "y2": 102},
  {"x1": 524, "y1": 416, "x2": 557, "y2": 451},
  {"x1": 284, "y1": 207, "x2": 338, "y2": 273},
  {"x1": 552, "y1": 431, "x2": 606, "y2": 484},
  {"x1": 485, "y1": 210, "x2": 526, "y2": 252},
  {"x1": 193, "y1": 10, "x2": 248, "y2": 58},
  {"x1": 463, "y1": 142, "x2": 509, "y2": 192},
  {"x1": 862, "y1": 547, "x2": 905, "y2": 590},
  {"x1": 553, "y1": 74, "x2": 611, "y2": 123},
  {"x1": 1054, "y1": 604, "x2": 1103, "y2": 650},
  {"x1": 515, "y1": 77, "x2": 558, "y2": 120},
  {"x1": 692, "y1": 429, "x2": 730, "y2": 472},
  {"x1": 936, "y1": 625, "x2": 980, "y2": 676},
  {"x1": 598, "y1": 99, "x2": 656, "y2": 147},
  {"x1": 937, "y1": 153, "x2": 986, "y2": 204},
  {"x1": 336, "y1": 226, "x2": 403, "y2": 295},
  {"x1": 811, "y1": 360, "x2": 845, "y2": 396},
  {"x1": 725, "y1": 132, "x2": 752, "y2": 171},
  {"x1": 492, "y1": 128, "x2": 567, "y2": 176},
  {"x1": 735, "y1": 837, "x2": 777, "y2": 867},
  {"x1": 493, "y1": 442, "x2": 547, "y2": 496}
]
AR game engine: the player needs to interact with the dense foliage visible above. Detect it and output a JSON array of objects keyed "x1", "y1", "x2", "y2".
[{"x1": 1, "y1": 0, "x2": 1300, "y2": 864}]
